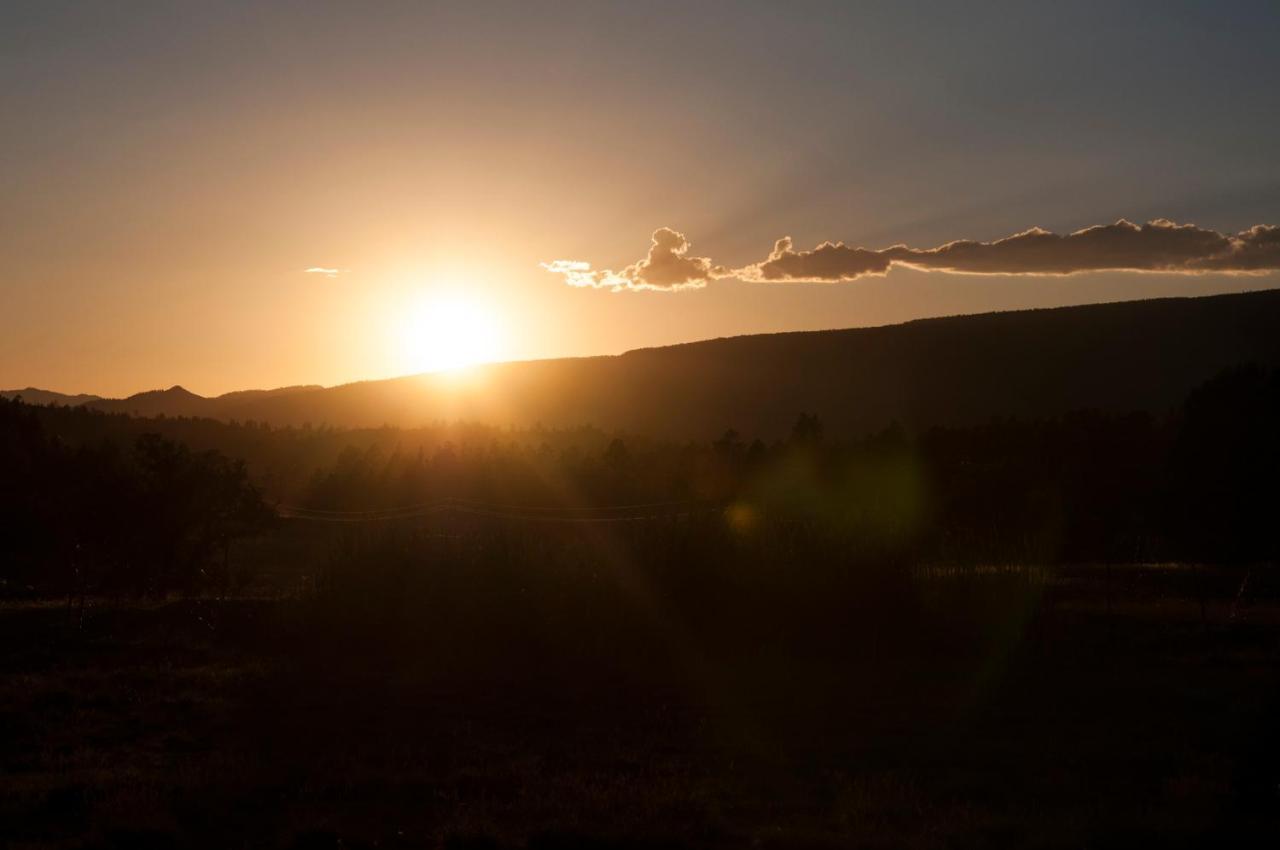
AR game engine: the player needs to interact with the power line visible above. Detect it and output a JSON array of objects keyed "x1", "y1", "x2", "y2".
[
  {"x1": 446, "y1": 496, "x2": 702, "y2": 513},
  {"x1": 275, "y1": 496, "x2": 722, "y2": 524},
  {"x1": 443, "y1": 505, "x2": 717, "y2": 523},
  {"x1": 276, "y1": 499, "x2": 449, "y2": 516}
]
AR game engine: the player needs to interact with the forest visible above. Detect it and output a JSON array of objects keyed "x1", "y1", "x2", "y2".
[{"x1": 4, "y1": 363, "x2": 1277, "y2": 598}]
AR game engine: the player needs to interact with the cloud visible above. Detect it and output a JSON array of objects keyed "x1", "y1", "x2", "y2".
[
  {"x1": 542, "y1": 227, "x2": 727, "y2": 292},
  {"x1": 1195, "y1": 223, "x2": 1280, "y2": 271},
  {"x1": 304, "y1": 267, "x2": 346, "y2": 278},
  {"x1": 891, "y1": 219, "x2": 1233, "y2": 276},
  {"x1": 739, "y1": 219, "x2": 1280, "y2": 282},
  {"x1": 737, "y1": 236, "x2": 893, "y2": 282},
  {"x1": 550, "y1": 220, "x2": 1280, "y2": 291}
]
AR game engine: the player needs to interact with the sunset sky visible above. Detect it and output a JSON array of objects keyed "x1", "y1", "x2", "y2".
[{"x1": 4, "y1": 1, "x2": 1279, "y2": 397}]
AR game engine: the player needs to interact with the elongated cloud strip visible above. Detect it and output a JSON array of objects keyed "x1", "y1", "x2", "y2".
[
  {"x1": 542, "y1": 227, "x2": 727, "y2": 292},
  {"x1": 741, "y1": 219, "x2": 1280, "y2": 282},
  {"x1": 547, "y1": 220, "x2": 1280, "y2": 290},
  {"x1": 304, "y1": 266, "x2": 346, "y2": 278}
]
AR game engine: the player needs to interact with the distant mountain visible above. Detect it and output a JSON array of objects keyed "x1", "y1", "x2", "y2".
[
  {"x1": 12, "y1": 290, "x2": 1280, "y2": 438},
  {"x1": 85, "y1": 384, "x2": 323, "y2": 419},
  {"x1": 0, "y1": 388, "x2": 101, "y2": 406},
  {"x1": 87, "y1": 385, "x2": 210, "y2": 418}
]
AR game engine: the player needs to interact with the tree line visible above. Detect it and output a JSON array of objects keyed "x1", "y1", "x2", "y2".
[
  {"x1": 2, "y1": 364, "x2": 1276, "y2": 597},
  {"x1": 295, "y1": 364, "x2": 1279, "y2": 566}
]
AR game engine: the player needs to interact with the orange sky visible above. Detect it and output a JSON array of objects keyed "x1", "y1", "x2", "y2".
[{"x1": 3, "y1": 3, "x2": 1278, "y2": 397}]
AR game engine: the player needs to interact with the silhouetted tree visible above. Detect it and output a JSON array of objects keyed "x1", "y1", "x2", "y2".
[
  {"x1": 0, "y1": 402, "x2": 273, "y2": 598},
  {"x1": 1165, "y1": 365, "x2": 1280, "y2": 563},
  {"x1": 790, "y1": 413, "x2": 824, "y2": 446},
  {"x1": 604, "y1": 438, "x2": 630, "y2": 469}
]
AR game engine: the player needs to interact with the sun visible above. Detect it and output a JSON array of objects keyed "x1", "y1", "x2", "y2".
[{"x1": 398, "y1": 294, "x2": 502, "y2": 374}]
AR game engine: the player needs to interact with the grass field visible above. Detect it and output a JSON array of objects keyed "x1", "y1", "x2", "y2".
[{"x1": 3, "y1": 560, "x2": 1278, "y2": 849}]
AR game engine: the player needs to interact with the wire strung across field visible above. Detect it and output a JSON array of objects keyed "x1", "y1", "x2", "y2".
[{"x1": 275, "y1": 496, "x2": 723, "y2": 524}]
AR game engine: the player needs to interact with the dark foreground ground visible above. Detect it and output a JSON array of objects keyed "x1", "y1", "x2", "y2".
[{"x1": 3, "y1": 565, "x2": 1279, "y2": 849}]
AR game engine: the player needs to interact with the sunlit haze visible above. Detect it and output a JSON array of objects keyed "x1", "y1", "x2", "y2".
[{"x1": 396, "y1": 293, "x2": 503, "y2": 375}]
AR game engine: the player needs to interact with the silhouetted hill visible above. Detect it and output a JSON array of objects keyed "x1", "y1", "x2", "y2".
[
  {"x1": 15, "y1": 290, "x2": 1280, "y2": 438},
  {"x1": 213, "y1": 385, "x2": 324, "y2": 405},
  {"x1": 88, "y1": 385, "x2": 208, "y2": 418},
  {"x1": 0, "y1": 388, "x2": 101, "y2": 406},
  {"x1": 210, "y1": 288, "x2": 1280, "y2": 438},
  {"x1": 84, "y1": 384, "x2": 324, "y2": 419}
]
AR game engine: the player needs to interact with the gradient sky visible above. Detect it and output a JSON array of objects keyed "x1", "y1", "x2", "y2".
[{"x1": 4, "y1": 1, "x2": 1279, "y2": 396}]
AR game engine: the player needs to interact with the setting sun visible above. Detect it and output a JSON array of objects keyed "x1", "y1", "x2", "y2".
[{"x1": 397, "y1": 294, "x2": 502, "y2": 374}]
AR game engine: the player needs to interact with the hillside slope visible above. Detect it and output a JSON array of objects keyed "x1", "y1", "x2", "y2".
[
  {"x1": 17, "y1": 289, "x2": 1280, "y2": 439},
  {"x1": 206, "y1": 288, "x2": 1280, "y2": 437}
]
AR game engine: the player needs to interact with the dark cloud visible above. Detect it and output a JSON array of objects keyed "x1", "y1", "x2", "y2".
[
  {"x1": 543, "y1": 227, "x2": 726, "y2": 292},
  {"x1": 740, "y1": 219, "x2": 1280, "y2": 282},
  {"x1": 892, "y1": 219, "x2": 1233, "y2": 276},
  {"x1": 1196, "y1": 223, "x2": 1280, "y2": 271},
  {"x1": 738, "y1": 236, "x2": 893, "y2": 282},
  {"x1": 549, "y1": 220, "x2": 1280, "y2": 290}
]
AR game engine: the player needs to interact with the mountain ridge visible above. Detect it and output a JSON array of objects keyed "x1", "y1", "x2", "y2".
[
  {"x1": 0, "y1": 388, "x2": 103, "y2": 407},
  {"x1": 9, "y1": 289, "x2": 1280, "y2": 438}
]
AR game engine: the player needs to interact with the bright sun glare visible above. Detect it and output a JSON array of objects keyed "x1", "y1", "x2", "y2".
[{"x1": 398, "y1": 295, "x2": 502, "y2": 374}]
